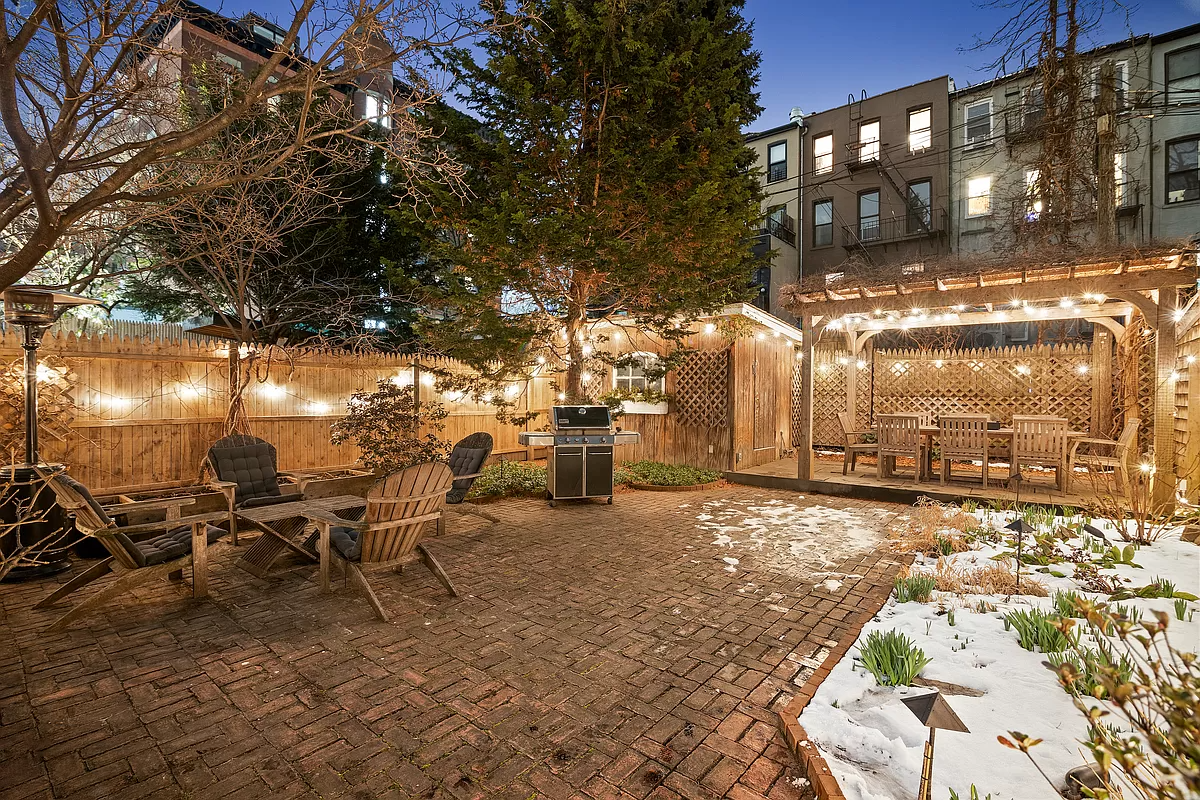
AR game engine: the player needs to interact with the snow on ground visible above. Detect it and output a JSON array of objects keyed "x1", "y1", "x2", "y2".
[
  {"x1": 689, "y1": 498, "x2": 892, "y2": 577},
  {"x1": 797, "y1": 508, "x2": 1200, "y2": 800}
]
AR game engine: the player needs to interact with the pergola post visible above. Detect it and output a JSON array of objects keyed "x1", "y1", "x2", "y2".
[
  {"x1": 1090, "y1": 327, "x2": 1112, "y2": 437},
  {"x1": 1153, "y1": 287, "x2": 1178, "y2": 510},
  {"x1": 797, "y1": 315, "x2": 815, "y2": 480},
  {"x1": 846, "y1": 350, "x2": 858, "y2": 430}
]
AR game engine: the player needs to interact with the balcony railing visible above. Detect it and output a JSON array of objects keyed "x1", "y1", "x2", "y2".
[
  {"x1": 761, "y1": 213, "x2": 796, "y2": 247},
  {"x1": 840, "y1": 208, "x2": 948, "y2": 249},
  {"x1": 1003, "y1": 108, "x2": 1046, "y2": 144},
  {"x1": 845, "y1": 138, "x2": 881, "y2": 169}
]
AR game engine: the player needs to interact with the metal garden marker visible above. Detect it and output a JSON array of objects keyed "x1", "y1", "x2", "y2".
[{"x1": 902, "y1": 690, "x2": 969, "y2": 800}]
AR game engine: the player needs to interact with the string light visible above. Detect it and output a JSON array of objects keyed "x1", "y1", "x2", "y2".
[
  {"x1": 536, "y1": 355, "x2": 546, "y2": 364},
  {"x1": 259, "y1": 382, "x2": 286, "y2": 399},
  {"x1": 1169, "y1": 371, "x2": 1181, "y2": 381},
  {"x1": 582, "y1": 344, "x2": 594, "y2": 357},
  {"x1": 856, "y1": 359, "x2": 866, "y2": 369},
  {"x1": 1015, "y1": 364, "x2": 1031, "y2": 376},
  {"x1": 611, "y1": 331, "x2": 621, "y2": 342},
  {"x1": 704, "y1": 322, "x2": 716, "y2": 334},
  {"x1": 580, "y1": 372, "x2": 593, "y2": 383},
  {"x1": 419, "y1": 373, "x2": 435, "y2": 387},
  {"x1": 1139, "y1": 462, "x2": 1155, "y2": 474},
  {"x1": 444, "y1": 390, "x2": 464, "y2": 402},
  {"x1": 557, "y1": 392, "x2": 566, "y2": 401},
  {"x1": 1077, "y1": 364, "x2": 1089, "y2": 374},
  {"x1": 1173, "y1": 309, "x2": 1185, "y2": 322},
  {"x1": 391, "y1": 372, "x2": 413, "y2": 387},
  {"x1": 1188, "y1": 355, "x2": 1197, "y2": 365},
  {"x1": 306, "y1": 401, "x2": 331, "y2": 414}
]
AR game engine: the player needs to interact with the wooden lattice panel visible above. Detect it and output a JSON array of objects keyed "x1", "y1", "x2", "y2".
[
  {"x1": 793, "y1": 348, "x2": 871, "y2": 448},
  {"x1": 675, "y1": 349, "x2": 729, "y2": 429},
  {"x1": 873, "y1": 345, "x2": 1093, "y2": 432},
  {"x1": 1112, "y1": 319, "x2": 1155, "y2": 455}
]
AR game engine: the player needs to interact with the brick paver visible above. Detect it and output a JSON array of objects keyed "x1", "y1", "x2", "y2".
[{"x1": 0, "y1": 486, "x2": 908, "y2": 799}]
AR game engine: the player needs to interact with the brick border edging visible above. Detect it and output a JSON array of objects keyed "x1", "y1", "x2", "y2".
[{"x1": 776, "y1": 563, "x2": 907, "y2": 800}]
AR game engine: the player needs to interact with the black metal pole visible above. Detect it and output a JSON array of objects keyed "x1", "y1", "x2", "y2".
[{"x1": 21, "y1": 324, "x2": 44, "y2": 466}]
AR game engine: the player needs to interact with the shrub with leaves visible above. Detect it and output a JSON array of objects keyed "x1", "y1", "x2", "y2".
[
  {"x1": 615, "y1": 460, "x2": 721, "y2": 487},
  {"x1": 330, "y1": 380, "x2": 450, "y2": 473},
  {"x1": 466, "y1": 460, "x2": 547, "y2": 500},
  {"x1": 894, "y1": 574, "x2": 937, "y2": 603},
  {"x1": 856, "y1": 629, "x2": 931, "y2": 687},
  {"x1": 1004, "y1": 602, "x2": 1200, "y2": 800},
  {"x1": 1003, "y1": 608, "x2": 1076, "y2": 653}
]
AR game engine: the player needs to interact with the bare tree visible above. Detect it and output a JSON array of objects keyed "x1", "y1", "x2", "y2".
[{"x1": 0, "y1": 0, "x2": 505, "y2": 291}]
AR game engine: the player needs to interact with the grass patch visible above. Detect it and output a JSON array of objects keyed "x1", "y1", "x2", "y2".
[
  {"x1": 1003, "y1": 608, "x2": 1076, "y2": 652},
  {"x1": 929, "y1": 557, "x2": 1048, "y2": 597},
  {"x1": 894, "y1": 574, "x2": 937, "y2": 603},
  {"x1": 466, "y1": 461, "x2": 547, "y2": 500},
  {"x1": 615, "y1": 460, "x2": 721, "y2": 487},
  {"x1": 856, "y1": 629, "x2": 931, "y2": 687}
]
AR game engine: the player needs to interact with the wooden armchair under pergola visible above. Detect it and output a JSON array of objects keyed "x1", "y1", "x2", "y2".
[{"x1": 782, "y1": 248, "x2": 1199, "y2": 509}]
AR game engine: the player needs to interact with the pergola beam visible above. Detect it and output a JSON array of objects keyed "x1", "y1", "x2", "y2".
[{"x1": 837, "y1": 303, "x2": 1132, "y2": 335}]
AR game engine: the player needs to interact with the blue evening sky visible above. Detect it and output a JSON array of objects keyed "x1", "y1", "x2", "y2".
[{"x1": 229, "y1": 0, "x2": 1196, "y2": 129}]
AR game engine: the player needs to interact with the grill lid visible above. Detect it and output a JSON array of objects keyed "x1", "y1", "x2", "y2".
[{"x1": 551, "y1": 405, "x2": 612, "y2": 430}]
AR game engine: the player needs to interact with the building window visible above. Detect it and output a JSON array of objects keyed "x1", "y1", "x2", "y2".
[
  {"x1": 1114, "y1": 151, "x2": 1130, "y2": 207},
  {"x1": 613, "y1": 353, "x2": 665, "y2": 394},
  {"x1": 857, "y1": 120, "x2": 880, "y2": 162},
  {"x1": 1167, "y1": 137, "x2": 1199, "y2": 204},
  {"x1": 363, "y1": 92, "x2": 392, "y2": 129},
  {"x1": 966, "y1": 176, "x2": 992, "y2": 217},
  {"x1": 812, "y1": 199, "x2": 833, "y2": 247},
  {"x1": 214, "y1": 52, "x2": 243, "y2": 71},
  {"x1": 767, "y1": 141, "x2": 787, "y2": 182},
  {"x1": 1166, "y1": 45, "x2": 1200, "y2": 105},
  {"x1": 1091, "y1": 60, "x2": 1128, "y2": 106},
  {"x1": 812, "y1": 133, "x2": 833, "y2": 174},
  {"x1": 908, "y1": 107, "x2": 932, "y2": 152},
  {"x1": 858, "y1": 190, "x2": 880, "y2": 241},
  {"x1": 1025, "y1": 169, "x2": 1043, "y2": 220},
  {"x1": 965, "y1": 99, "x2": 992, "y2": 144},
  {"x1": 905, "y1": 179, "x2": 932, "y2": 233},
  {"x1": 1023, "y1": 84, "x2": 1045, "y2": 128}
]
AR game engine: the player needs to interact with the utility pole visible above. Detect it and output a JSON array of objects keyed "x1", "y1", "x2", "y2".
[{"x1": 1095, "y1": 59, "x2": 1118, "y2": 247}]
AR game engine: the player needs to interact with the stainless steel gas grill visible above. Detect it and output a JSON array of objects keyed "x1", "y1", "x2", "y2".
[{"x1": 517, "y1": 405, "x2": 640, "y2": 506}]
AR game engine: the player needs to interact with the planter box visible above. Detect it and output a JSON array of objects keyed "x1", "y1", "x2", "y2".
[
  {"x1": 620, "y1": 400, "x2": 668, "y2": 415},
  {"x1": 629, "y1": 481, "x2": 721, "y2": 492}
]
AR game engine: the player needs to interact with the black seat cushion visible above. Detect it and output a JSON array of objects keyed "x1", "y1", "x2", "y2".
[
  {"x1": 57, "y1": 474, "x2": 113, "y2": 527},
  {"x1": 240, "y1": 494, "x2": 294, "y2": 509},
  {"x1": 445, "y1": 432, "x2": 493, "y2": 504},
  {"x1": 209, "y1": 442, "x2": 282, "y2": 506},
  {"x1": 118, "y1": 524, "x2": 226, "y2": 568},
  {"x1": 328, "y1": 526, "x2": 361, "y2": 561}
]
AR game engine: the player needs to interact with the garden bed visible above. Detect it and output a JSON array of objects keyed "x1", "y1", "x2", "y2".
[{"x1": 794, "y1": 501, "x2": 1199, "y2": 800}]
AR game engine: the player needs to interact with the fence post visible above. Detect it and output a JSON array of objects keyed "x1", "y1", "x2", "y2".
[{"x1": 1091, "y1": 328, "x2": 1112, "y2": 436}]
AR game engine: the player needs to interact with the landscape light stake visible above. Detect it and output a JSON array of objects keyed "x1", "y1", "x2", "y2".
[{"x1": 901, "y1": 691, "x2": 969, "y2": 800}]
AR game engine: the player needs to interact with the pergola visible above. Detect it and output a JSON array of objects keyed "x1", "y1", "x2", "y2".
[{"x1": 784, "y1": 250, "x2": 1200, "y2": 506}]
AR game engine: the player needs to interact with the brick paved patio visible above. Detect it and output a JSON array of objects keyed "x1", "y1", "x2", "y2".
[{"x1": 0, "y1": 486, "x2": 909, "y2": 800}]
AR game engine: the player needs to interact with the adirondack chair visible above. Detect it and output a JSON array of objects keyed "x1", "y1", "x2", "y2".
[
  {"x1": 877, "y1": 414, "x2": 924, "y2": 483},
  {"x1": 1011, "y1": 416, "x2": 1070, "y2": 491},
  {"x1": 439, "y1": 432, "x2": 499, "y2": 534},
  {"x1": 36, "y1": 473, "x2": 228, "y2": 632},
  {"x1": 938, "y1": 415, "x2": 990, "y2": 487},
  {"x1": 838, "y1": 412, "x2": 877, "y2": 475},
  {"x1": 302, "y1": 462, "x2": 457, "y2": 622},
  {"x1": 206, "y1": 434, "x2": 305, "y2": 544},
  {"x1": 1069, "y1": 418, "x2": 1140, "y2": 495}
]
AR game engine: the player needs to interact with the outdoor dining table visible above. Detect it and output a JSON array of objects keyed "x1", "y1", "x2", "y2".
[
  {"x1": 875, "y1": 423, "x2": 1088, "y2": 482},
  {"x1": 234, "y1": 494, "x2": 366, "y2": 578}
]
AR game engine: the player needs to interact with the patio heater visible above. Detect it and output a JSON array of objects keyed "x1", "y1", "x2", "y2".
[{"x1": 0, "y1": 286, "x2": 100, "y2": 581}]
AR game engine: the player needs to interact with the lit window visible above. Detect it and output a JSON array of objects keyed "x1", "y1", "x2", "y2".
[
  {"x1": 858, "y1": 190, "x2": 880, "y2": 240},
  {"x1": 857, "y1": 120, "x2": 880, "y2": 162},
  {"x1": 1166, "y1": 45, "x2": 1199, "y2": 105},
  {"x1": 966, "y1": 176, "x2": 991, "y2": 217},
  {"x1": 965, "y1": 99, "x2": 991, "y2": 144},
  {"x1": 908, "y1": 107, "x2": 931, "y2": 152},
  {"x1": 363, "y1": 92, "x2": 392, "y2": 129},
  {"x1": 767, "y1": 141, "x2": 787, "y2": 182},
  {"x1": 613, "y1": 353, "x2": 664, "y2": 393},
  {"x1": 1025, "y1": 169, "x2": 1043, "y2": 219},
  {"x1": 1167, "y1": 137, "x2": 1199, "y2": 204},
  {"x1": 812, "y1": 199, "x2": 833, "y2": 247},
  {"x1": 825, "y1": 272, "x2": 845, "y2": 285},
  {"x1": 1114, "y1": 151, "x2": 1129, "y2": 207},
  {"x1": 813, "y1": 133, "x2": 833, "y2": 174}
]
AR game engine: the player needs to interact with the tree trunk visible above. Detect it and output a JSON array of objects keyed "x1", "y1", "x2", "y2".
[{"x1": 564, "y1": 305, "x2": 587, "y2": 402}]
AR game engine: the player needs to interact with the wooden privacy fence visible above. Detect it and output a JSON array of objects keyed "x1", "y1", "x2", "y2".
[{"x1": 0, "y1": 327, "x2": 554, "y2": 492}]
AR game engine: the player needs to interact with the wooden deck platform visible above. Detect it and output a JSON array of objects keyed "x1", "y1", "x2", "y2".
[{"x1": 728, "y1": 454, "x2": 1102, "y2": 510}]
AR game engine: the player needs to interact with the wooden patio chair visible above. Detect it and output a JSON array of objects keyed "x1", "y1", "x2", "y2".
[
  {"x1": 302, "y1": 462, "x2": 457, "y2": 622},
  {"x1": 1011, "y1": 415, "x2": 1070, "y2": 492},
  {"x1": 35, "y1": 473, "x2": 228, "y2": 632},
  {"x1": 877, "y1": 414, "x2": 924, "y2": 483},
  {"x1": 938, "y1": 414, "x2": 990, "y2": 487},
  {"x1": 206, "y1": 434, "x2": 306, "y2": 544},
  {"x1": 837, "y1": 412, "x2": 877, "y2": 475},
  {"x1": 439, "y1": 432, "x2": 500, "y2": 534},
  {"x1": 1069, "y1": 418, "x2": 1140, "y2": 495}
]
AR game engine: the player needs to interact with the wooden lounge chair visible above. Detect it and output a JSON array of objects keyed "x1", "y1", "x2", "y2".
[
  {"x1": 36, "y1": 473, "x2": 228, "y2": 632},
  {"x1": 1011, "y1": 415, "x2": 1070, "y2": 492},
  {"x1": 303, "y1": 462, "x2": 457, "y2": 622},
  {"x1": 1069, "y1": 418, "x2": 1140, "y2": 495},
  {"x1": 938, "y1": 415, "x2": 991, "y2": 487},
  {"x1": 877, "y1": 413, "x2": 924, "y2": 483},
  {"x1": 837, "y1": 412, "x2": 877, "y2": 475},
  {"x1": 439, "y1": 432, "x2": 500, "y2": 534},
  {"x1": 206, "y1": 434, "x2": 304, "y2": 544}
]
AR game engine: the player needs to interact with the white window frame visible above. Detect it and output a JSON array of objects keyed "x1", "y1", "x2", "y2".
[
  {"x1": 857, "y1": 120, "x2": 880, "y2": 162},
  {"x1": 1025, "y1": 168, "x2": 1043, "y2": 219},
  {"x1": 908, "y1": 107, "x2": 932, "y2": 152},
  {"x1": 964, "y1": 99, "x2": 992, "y2": 146},
  {"x1": 1091, "y1": 60, "x2": 1128, "y2": 104},
  {"x1": 966, "y1": 176, "x2": 992, "y2": 218},
  {"x1": 812, "y1": 133, "x2": 833, "y2": 174},
  {"x1": 1114, "y1": 151, "x2": 1129, "y2": 207},
  {"x1": 613, "y1": 353, "x2": 664, "y2": 394},
  {"x1": 767, "y1": 141, "x2": 787, "y2": 181}
]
